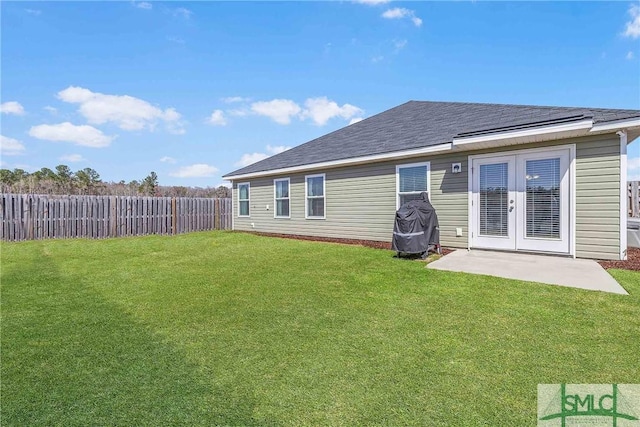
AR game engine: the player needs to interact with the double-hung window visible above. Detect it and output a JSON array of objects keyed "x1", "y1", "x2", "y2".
[
  {"x1": 396, "y1": 162, "x2": 430, "y2": 208},
  {"x1": 305, "y1": 173, "x2": 325, "y2": 219},
  {"x1": 238, "y1": 182, "x2": 250, "y2": 217},
  {"x1": 274, "y1": 178, "x2": 290, "y2": 218}
]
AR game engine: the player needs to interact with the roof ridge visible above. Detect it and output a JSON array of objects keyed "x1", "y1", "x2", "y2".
[{"x1": 407, "y1": 99, "x2": 639, "y2": 112}]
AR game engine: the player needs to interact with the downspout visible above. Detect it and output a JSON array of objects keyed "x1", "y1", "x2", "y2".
[
  {"x1": 617, "y1": 130, "x2": 628, "y2": 261},
  {"x1": 229, "y1": 180, "x2": 235, "y2": 231}
]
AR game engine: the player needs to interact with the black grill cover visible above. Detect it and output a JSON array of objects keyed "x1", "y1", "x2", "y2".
[{"x1": 391, "y1": 192, "x2": 440, "y2": 254}]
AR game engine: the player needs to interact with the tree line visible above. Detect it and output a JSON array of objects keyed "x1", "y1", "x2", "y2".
[{"x1": 0, "y1": 165, "x2": 231, "y2": 198}]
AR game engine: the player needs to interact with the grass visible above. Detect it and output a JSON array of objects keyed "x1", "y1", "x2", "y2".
[{"x1": 1, "y1": 231, "x2": 639, "y2": 426}]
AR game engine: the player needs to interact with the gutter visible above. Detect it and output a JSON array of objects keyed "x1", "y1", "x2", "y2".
[{"x1": 618, "y1": 130, "x2": 628, "y2": 261}]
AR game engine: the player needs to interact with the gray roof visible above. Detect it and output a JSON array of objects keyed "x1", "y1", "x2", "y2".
[{"x1": 224, "y1": 100, "x2": 640, "y2": 177}]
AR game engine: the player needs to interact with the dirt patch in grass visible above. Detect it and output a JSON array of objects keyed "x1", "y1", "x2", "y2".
[
  {"x1": 248, "y1": 231, "x2": 393, "y2": 249},
  {"x1": 599, "y1": 247, "x2": 640, "y2": 271},
  {"x1": 245, "y1": 231, "x2": 455, "y2": 255}
]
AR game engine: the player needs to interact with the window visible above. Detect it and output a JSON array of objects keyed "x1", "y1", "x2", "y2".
[
  {"x1": 305, "y1": 173, "x2": 325, "y2": 219},
  {"x1": 238, "y1": 182, "x2": 250, "y2": 217},
  {"x1": 396, "y1": 162, "x2": 430, "y2": 208},
  {"x1": 274, "y1": 178, "x2": 290, "y2": 218}
]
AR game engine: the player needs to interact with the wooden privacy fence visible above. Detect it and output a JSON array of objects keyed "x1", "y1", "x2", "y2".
[
  {"x1": 630, "y1": 181, "x2": 639, "y2": 218},
  {"x1": 0, "y1": 194, "x2": 232, "y2": 242}
]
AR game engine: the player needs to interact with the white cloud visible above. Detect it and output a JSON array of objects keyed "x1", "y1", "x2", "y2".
[
  {"x1": 624, "y1": 4, "x2": 640, "y2": 39},
  {"x1": 25, "y1": 8, "x2": 41, "y2": 15},
  {"x1": 354, "y1": 0, "x2": 391, "y2": 4},
  {"x1": 394, "y1": 39, "x2": 408, "y2": 52},
  {"x1": 222, "y1": 96, "x2": 249, "y2": 103},
  {"x1": 251, "y1": 99, "x2": 302, "y2": 125},
  {"x1": 349, "y1": 117, "x2": 364, "y2": 125},
  {"x1": 29, "y1": 122, "x2": 114, "y2": 148},
  {"x1": 234, "y1": 145, "x2": 292, "y2": 167},
  {"x1": 207, "y1": 109, "x2": 227, "y2": 126},
  {"x1": 160, "y1": 156, "x2": 177, "y2": 163},
  {"x1": 230, "y1": 97, "x2": 363, "y2": 126},
  {"x1": 1, "y1": 101, "x2": 25, "y2": 115},
  {"x1": 133, "y1": 1, "x2": 152, "y2": 9},
  {"x1": 301, "y1": 97, "x2": 364, "y2": 126},
  {"x1": 382, "y1": 7, "x2": 422, "y2": 27},
  {"x1": 44, "y1": 106, "x2": 58, "y2": 114},
  {"x1": 228, "y1": 108, "x2": 251, "y2": 117},
  {"x1": 1, "y1": 135, "x2": 26, "y2": 156},
  {"x1": 371, "y1": 55, "x2": 384, "y2": 63},
  {"x1": 173, "y1": 7, "x2": 193, "y2": 19},
  {"x1": 59, "y1": 154, "x2": 86, "y2": 163},
  {"x1": 627, "y1": 51, "x2": 635, "y2": 60},
  {"x1": 235, "y1": 152, "x2": 269, "y2": 167},
  {"x1": 266, "y1": 145, "x2": 292, "y2": 154},
  {"x1": 57, "y1": 86, "x2": 184, "y2": 134},
  {"x1": 169, "y1": 164, "x2": 218, "y2": 178}
]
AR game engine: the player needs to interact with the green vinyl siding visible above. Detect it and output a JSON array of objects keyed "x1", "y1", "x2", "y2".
[{"x1": 233, "y1": 133, "x2": 622, "y2": 260}]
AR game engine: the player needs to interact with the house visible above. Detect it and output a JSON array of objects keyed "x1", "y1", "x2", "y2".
[{"x1": 223, "y1": 101, "x2": 640, "y2": 261}]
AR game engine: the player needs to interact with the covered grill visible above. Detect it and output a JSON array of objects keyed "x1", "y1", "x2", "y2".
[{"x1": 391, "y1": 192, "x2": 440, "y2": 259}]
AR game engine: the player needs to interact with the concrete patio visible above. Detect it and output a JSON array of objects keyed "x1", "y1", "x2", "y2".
[{"x1": 427, "y1": 250, "x2": 628, "y2": 295}]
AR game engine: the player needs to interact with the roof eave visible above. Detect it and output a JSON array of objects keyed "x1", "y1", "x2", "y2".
[
  {"x1": 452, "y1": 118, "x2": 594, "y2": 150},
  {"x1": 224, "y1": 115, "x2": 640, "y2": 181},
  {"x1": 222, "y1": 143, "x2": 453, "y2": 180}
]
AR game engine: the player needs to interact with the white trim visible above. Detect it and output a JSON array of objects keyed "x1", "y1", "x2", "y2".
[
  {"x1": 395, "y1": 161, "x2": 431, "y2": 209},
  {"x1": 569, "y1": 144, "x2": 576, "y2": 259},
  {"x1": 273, "y1": 177, "x2": 291, "y2": 219},
  {"x1": 591, "y1": 118, "x2": 640, "y2": 133},
  {"x1": 453, "y1": 119, "x2": 593, "y2": 147},
  {"x1": 467, "y1": 143, "x2": 576, "y2": 256},
  {"x1": 305, "y1": 173, "x2": 326, "y2": 220},
  {"x1": 224, "y1": 144, "x2": 452, "y2": 180},
  {"x1": 467, "y1": 160, "x2": 472, "y2": 250},
  {"x1": 230, "y1": 180, "x2": 235, "y2": 230},
  {"x1": 618, "y1": 130, "x2": 628, "y2": 261},
  {"x1": 237, "y1": 182, "x2": 250, "y2": 217}
]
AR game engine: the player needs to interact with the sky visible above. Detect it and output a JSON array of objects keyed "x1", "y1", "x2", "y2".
[{"x1": 1, "y1": 1, "x2": 639, "y2": 187}]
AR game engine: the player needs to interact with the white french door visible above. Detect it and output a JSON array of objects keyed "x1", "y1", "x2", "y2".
[
  {"x1": 471, "y1": 147, "x2": 572, "y2": 254},
  {"x1": 472, "y1": 156, "x2": 517, "y2": 250}
]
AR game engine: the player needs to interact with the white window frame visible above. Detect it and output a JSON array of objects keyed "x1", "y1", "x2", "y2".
[
  {"x1": 396, "y1": 162, "x2": 431, "y2": 209},
  {"x1": 305, "y1": 173, "x2": 326, "y2": 220},
  {"x1": 237, "y1": 182, "x2": 250, "y2": 217},
  {"x1": 273, "y1": 177, "x2": 291, "y2": 219}
]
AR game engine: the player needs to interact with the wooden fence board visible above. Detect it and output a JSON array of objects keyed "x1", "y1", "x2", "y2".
[{"x1": 1, "y1": 194, "x2": 231, "y2": 241}]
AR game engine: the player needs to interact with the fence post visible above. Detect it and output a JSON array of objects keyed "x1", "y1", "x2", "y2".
[
  {"x1": 171, "y1": 197, "x2": 177, "y2": 234},
  {"x1": 213, "y1": 198, "x2": 219, "y2": 230},
  {"x1": 632, "y1": 181, "x2": 639, "y2": 218},
  {"x1": 110, "y1": 196, "x2": 117, "y2": 237},
  {"x1": 25, "y1": 195, "x2": 34, "y2": 240}
]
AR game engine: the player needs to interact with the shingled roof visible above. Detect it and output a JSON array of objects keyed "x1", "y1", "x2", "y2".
[{"x1": 224, "y1": 100, "x2": 640, "y2": 178}]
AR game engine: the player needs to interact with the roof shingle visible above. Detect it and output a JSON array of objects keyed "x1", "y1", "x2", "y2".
[{"x1": 224, "y1": 100, "x2": 640, "y2": 177}]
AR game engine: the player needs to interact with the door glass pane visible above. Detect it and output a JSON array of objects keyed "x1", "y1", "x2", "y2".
[
  {"x1": 525, "y1": 158, "x2": 560, "y2": 239},
  {"x1": 479, "y1": 163, "x2": 509, "y2": 237}
]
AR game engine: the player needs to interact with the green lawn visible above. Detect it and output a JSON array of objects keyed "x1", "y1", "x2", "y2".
[{"x1": 1, "y1": 232, "x2": 639, "y2": 426}]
